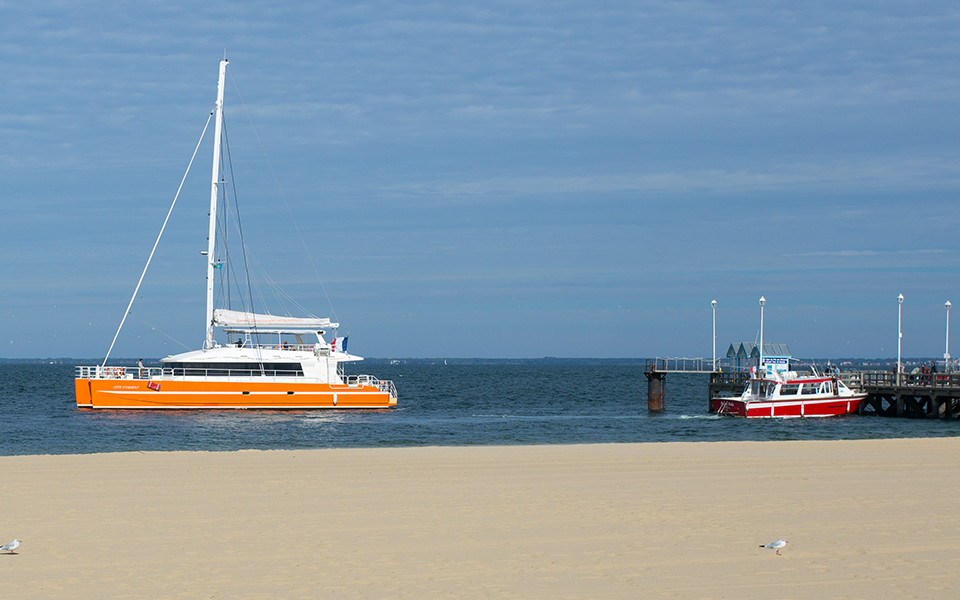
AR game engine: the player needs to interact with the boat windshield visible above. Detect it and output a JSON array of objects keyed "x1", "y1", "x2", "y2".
[{"x1": 747, "y1": 380, "x2": 777, "y2": 399}]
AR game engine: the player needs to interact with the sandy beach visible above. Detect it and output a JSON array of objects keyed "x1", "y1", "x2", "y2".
[{"x1": 1, "y1": 438, "x2": 958, "y2": 599}]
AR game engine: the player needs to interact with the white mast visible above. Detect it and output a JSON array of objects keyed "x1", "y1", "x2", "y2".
[{"x1": 205, "y1": 59, "x2": 228, "y2": 349}]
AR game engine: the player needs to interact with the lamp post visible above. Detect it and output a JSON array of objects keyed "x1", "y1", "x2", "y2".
[
  {"x1": 945, "y1": 300, "x2": 952, "y2": 373},
  {"x1": 759, "y1": 296, "x2": 766, "y2": 376},
  {"x1": 711, "y1": 299, "x2": 717, "y2": 372},
  {"x1": 897, "y1": 293, "x2": 904, "y2": 385}
]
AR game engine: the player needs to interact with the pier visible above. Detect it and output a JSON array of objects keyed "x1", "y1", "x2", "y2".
[
  {"x1": 643, "y1": 358, "x2": 717, "y2": 411},
  {"x1": 646, "y1": 357, "x2": 960, "y2": 418},
  {"x1": 854, "y1": 371, "x2": 960, "y2": 418}
]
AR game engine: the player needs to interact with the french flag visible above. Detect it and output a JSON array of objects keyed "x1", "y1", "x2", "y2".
[{"x1": 332, "y1": 336, "x2": 348, "y2": 353}]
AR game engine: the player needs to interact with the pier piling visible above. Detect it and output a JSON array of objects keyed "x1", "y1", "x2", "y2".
[
  {"x1": 857, "y1": 372, "x2": 960, "y2": 418},
  {"x1": 644, "y1": 367, "x2": 666, "y2": 412}
]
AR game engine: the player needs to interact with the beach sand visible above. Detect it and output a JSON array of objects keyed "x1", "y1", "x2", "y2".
[{"x1": 1, "y1": 438, "x2": 958, "y2": 599}]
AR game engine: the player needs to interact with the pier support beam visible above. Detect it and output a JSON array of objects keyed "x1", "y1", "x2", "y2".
[{"x1": 644, "y1": 369, "x2": 666, "y2": 412}]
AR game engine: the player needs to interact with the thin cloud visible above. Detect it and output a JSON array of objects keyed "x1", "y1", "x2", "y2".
[
  {"x1": 789, "y1": 249, "x2": 949, "y2": 258},
  {"x1": 383, "y1": 158, "x2": 960, "y2": 197}
]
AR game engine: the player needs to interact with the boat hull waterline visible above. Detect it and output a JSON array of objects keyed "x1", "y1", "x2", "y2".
[
  {"x1": 711, "y1": 370, "x2": 866, "y2": 418},
  {"x1": 76, "y1": 377, "x2": 396, "y2": 410},
  {"x1": 710, "y1": 395, "x2": 866, "y2": 418}
]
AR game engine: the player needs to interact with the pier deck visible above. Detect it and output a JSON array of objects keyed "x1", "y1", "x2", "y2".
[{"x1": 854, "y1": 371, "x2": 960, "y2": 418}]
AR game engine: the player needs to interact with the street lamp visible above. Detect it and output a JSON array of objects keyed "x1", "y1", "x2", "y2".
[
  {"x1": 759, "y1": 296, "x2": 766, "y2": 376},
  {"x1": 945, "y1": 300, "x2": 951, "y2": 372},
  {"x1": 711, "y1": 300, "x2": 717, "y2": 372},
  {"x1": 897, "y1": 293, "x2": 904, "y2": 384}
]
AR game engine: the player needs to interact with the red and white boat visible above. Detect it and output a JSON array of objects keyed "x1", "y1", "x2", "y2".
[{"x1": 711, "y1": 367, "x2": 866, "y2": 418}]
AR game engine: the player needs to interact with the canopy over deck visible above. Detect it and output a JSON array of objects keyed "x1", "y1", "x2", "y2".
[
  {"x1": 223, "y1": 329, "x2": 327, "y2": 336},
  {"x1": 213, "y1": 309, "x2": 336, "y2": 330}
]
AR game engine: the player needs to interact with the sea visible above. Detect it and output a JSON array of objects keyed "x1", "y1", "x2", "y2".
[{"x1": 0, "y1": 362, "x2": 957, "y2": 456}]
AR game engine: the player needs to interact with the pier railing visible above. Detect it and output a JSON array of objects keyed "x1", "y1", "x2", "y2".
[
  {"x1": 646, "y1": 357, "x2": 721, "y2": 373},
  {"x1": 858, "y1": 370, "x2": 960, "y2": 389}
]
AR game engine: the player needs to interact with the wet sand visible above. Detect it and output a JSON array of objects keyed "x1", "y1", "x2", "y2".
[{"x1": 1, "y1": 438, "x2": 958, "y2": 599}]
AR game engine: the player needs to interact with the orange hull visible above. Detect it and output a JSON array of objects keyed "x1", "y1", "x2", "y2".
[{"x1": 75, "y1": 378, "x2": 396, "y2": 410}]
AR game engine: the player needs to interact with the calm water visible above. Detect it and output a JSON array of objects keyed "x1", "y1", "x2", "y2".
[{"x1": 0, "y1": 363, "x2": 956, "y2": 455}]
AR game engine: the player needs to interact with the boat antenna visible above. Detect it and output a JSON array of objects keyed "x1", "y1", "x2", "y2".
[
  {"x1": 228, "y1": 69, "x2": 340, "y2": 325},
  {"x1": 101, "y1": 111, "x2": 215, "y2": 367}
]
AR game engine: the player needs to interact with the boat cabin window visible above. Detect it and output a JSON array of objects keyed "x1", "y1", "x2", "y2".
[
  {"x1": 780, "y1": 384, "x2": 800, "y2": 396},
  {"x1": 749, "y1": 381, "x2": 776, "y2": 398},
  {"x1": 162, "y1": 362, "x2": 305, "y2": 377},
  {"x1": 801, "y1": 383, "x2": 819, "y2": 395}
]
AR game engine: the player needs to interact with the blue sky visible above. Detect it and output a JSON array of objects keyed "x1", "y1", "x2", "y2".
[{"x1": 1, "y1": 1, "x2": 959, "y2": 359}]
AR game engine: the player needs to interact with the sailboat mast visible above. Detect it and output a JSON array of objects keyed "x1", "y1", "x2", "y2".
[{"x1": 205, "y1": 59, "x2": 228, "y2": 349}]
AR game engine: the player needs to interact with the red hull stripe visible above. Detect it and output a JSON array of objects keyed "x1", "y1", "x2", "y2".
[{"x1": 712, "y1": 396, "x2": 866, "y2": 418}]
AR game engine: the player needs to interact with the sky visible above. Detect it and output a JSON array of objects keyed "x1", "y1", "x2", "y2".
[{"x1": 1, "y1": 0, "x2": 959, "y2": 360}]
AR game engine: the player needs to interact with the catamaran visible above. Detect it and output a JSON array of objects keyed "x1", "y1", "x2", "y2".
[{"x1": 75, "y1": 59, "x2": 397, "y2": 409}]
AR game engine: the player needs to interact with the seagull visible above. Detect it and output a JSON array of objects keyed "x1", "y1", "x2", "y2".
[
  {"x1": 760, "y1": 538, "x2": 787, "y2": 555},
  {"x1": 0, "y1": 539, "x2": 20, "y2": 554}
]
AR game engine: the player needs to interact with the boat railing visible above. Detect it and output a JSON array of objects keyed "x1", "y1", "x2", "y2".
[
  {"x1": 76, "y1": 365, "x2": 305, "y2": 379},
  {"x1": 378, "y1": 378, "x2": 398, "y2": 400},
  {"x1": 78, "y1": 366, "x2": 395, "y2": 396},
  {"x1": 77, "y1": 365, "x2": 147, "y2": 379},
  {"x1": 346, "y1": 374, "x2": 397, "y2": 399},
  {"x1": 226, "y1": 343, "x2": 326, "y2": 353}
]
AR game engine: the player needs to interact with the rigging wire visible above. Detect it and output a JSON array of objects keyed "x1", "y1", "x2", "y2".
[
  {"x1": 128, "y1": 312, "x2": 193, "y2": 351},
  {"x1": 243, "y1": 250, "x2": 317, "y2": 318},
  {"x1": 227, "y1": 69, "x2": 340, "y2": 326},
  {"x1": 214, "y1": 163, "x2": 232, "y2": 312},
  {"x1": 221, "y1": 113, "x2": 265, "y2": 372},
  {"x1": 102, "y1": 111, "x2": 214, "y2": 367},
  {"x1": 222, "y1": 116, "x2": 260, "y2": 320}
]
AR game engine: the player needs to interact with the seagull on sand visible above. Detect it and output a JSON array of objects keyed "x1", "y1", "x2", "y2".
[
  {"x1": 1, "y1": 539, "x2": 20, "y2": 554},
  {"x1": 760, "y1": 538, "x2": 787, "y2": 555}
]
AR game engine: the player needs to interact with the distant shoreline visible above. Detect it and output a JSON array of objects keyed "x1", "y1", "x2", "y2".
[{"x1": 0, "y1": 356, "x2": 941, "y2": 367}]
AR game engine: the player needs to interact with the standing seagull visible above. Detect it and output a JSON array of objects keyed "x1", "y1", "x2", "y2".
[
  {"x1": 760, "y1": 538, "x2": 787, "y2": 555},
  {"x1": 1, "y1": 539, "x2": 20, "y2": 554}
]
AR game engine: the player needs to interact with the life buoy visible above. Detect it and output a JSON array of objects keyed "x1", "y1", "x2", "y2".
[{"x1": 113, "y1": 367, "x2": 124, "y2": 378}]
